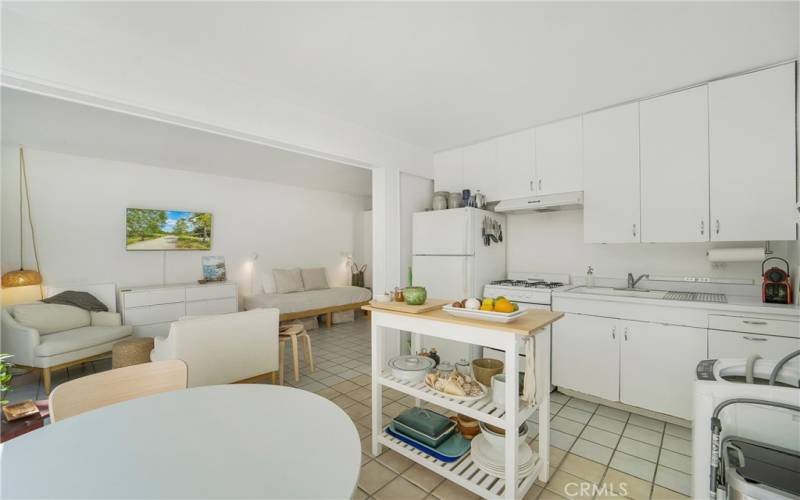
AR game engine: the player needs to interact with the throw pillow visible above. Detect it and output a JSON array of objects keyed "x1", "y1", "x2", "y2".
[
  {"x1": 272, "y1": 268, "x2": 304, "y2": 293},
  {"x1": 262, "y1": 271, "x2": 277, "y2": 294},
  {"x1": 301, "y1": 268, "x2": 329, "y2": 291},
  {"x1": 13, "y1": 303, "x2": 91, "y2": 335}
]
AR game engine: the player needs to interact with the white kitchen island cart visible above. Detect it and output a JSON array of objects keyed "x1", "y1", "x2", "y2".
[{"x1": 365, "y1": 305, "x2": 563, "y2": 499}]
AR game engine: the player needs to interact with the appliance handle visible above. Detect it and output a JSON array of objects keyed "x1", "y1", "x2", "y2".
[
  {"x1": 743, "y1": 336, "x2": 768, "y2": 342},
  {"x1": 762, "y1": 257, "x2": 789, "y2": 276},
  {"x1": 742, "y1": 320, "x2": 768, "y2": 326}
]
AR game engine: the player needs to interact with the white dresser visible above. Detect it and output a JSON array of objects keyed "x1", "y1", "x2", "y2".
[{"x1": 118, "y1": 282, "x2": 239, "y2": 337}]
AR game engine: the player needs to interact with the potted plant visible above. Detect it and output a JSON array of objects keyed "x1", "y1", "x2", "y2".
[{"x1": 0, "y1": 353, "x2": 13, "y2": 406}]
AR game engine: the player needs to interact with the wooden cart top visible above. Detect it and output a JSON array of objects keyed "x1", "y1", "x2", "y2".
[{"x1": 362, "y1": 304, "x2": 563, "y2": 336}]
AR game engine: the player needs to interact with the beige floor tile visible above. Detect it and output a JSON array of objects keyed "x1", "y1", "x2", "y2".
[
  {"x1": 349, "y1": 387, "x2": 372, "y2": 402},
  {"x1": 532, "y1": 440, "x2": 568, "y2": 467},
  {"x1": 650, "y1": 485, "x2": 690, "y2": 499},
  {"x1": 601, "y1": 468, "x2": 652, "y2": 500},
  {"x1": 351, "y1": 487, "x2": 369, "y2": 500},
  {"x1": 355, "y1": 422, "x2": 371, "y2": 439},
  {"x1": 383, "y1": 402, "x2": 410, "y2": 418},
  {"x1": 345, "y1": 402, "x2": 372, "y2": 420},
  {"x1": 522, "y1": 484, "x2": 543, "y2": 500},
  {"x1": 559, "y1": 454, "x2": 607, "y2": 483},
  {"x1": 535, "y1": 466, "x2": 558, "y2": 486},
  {"x1": 402, "y1": 463, "x2": 445, "y2": 492},
  {"x1": 376, "y1": 449, "x2": 415, "y2": 474},
  {"x1": 361, "y1": 435, "x2": 373, "y2": 454},
  {"x1": 373, "y1": 476, "x2": 427, "y2": 500},
  {"x1": 538, "y1": 489, "x2": 568, "y2": 500},
  {"x1": 358, "y1": 460, "x2": 397, "y2": 494},
  {"x1": 316, "y1": 387, "x2": 340, "y2": 399},
  {"x1": 352, "y1": 374, "x2": 372, "y2": 386},
  {"x1": 545, "y1": 469, "x2": 595, "y2": 499},
  {"x1": 334, "y1": 380, "x2": 361, "y2": 393},
  {"x1": 431, "y1": 479, "x2": 480, "y2": 500},
  {"x1": 361, "y1": 452, "x2": 372, "y2": 465},
  {"x1": 332, "y1": 394, "x2": 358, "y2": 409}
]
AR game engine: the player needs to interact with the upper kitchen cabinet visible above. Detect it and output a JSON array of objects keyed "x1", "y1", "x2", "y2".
[
  {"x1": 583, "y1": 102, "x2": 641, "y2": 243},
  {"x1": 535, "y1": 116, "x2": 583, "y2": 195},
  {"x1": 462, "y1": 139, "x2": 498, "y2": 200},
  {"x1": 433, "y1": 149, "x2": 464, "y2": 193},
  {"x1": 640, "y1": 86, "x2": 710, "y2": 243},
  {"x1": 709, "y1": 63, "x2": 797, "y2": 241},
  {"x1": 494, "y1": 129, "x2": 535, "y2": 201}
]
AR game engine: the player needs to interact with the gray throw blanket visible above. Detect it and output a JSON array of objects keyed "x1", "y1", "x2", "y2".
[{"x1": 42, "y1": 291, "x2": 108, "y2": 312}]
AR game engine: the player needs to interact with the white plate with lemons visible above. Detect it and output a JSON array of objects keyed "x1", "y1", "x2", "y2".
[{"x1": 441, "y1": 305, "x2": 527, "y2": 323}]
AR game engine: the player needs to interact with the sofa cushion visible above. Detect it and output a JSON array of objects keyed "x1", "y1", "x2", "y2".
[
  {"x1": 273, "y1": 268, "x2": 304, "y2": 293},
  {"x1": 34, "y1": 325, "x2": 133, "y2": 357},
  {"x1": 13, "y1": 303, "x2": 91, "y2": 335},
  {"x1": 301, "y1": 268, "x2": 329, "y2": 291},
  {"x1": 90, "y1": 311, "x2": 122, "y2": 327}
]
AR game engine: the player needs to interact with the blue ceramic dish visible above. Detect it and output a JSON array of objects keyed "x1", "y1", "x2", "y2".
[{"x1": 385, "y1": 426, "x2": 470, "y2": 462}]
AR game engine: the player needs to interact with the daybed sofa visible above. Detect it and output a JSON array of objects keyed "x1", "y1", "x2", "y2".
[{"x1": 244, "y1": 267, "x2": 371, "y2": 327}]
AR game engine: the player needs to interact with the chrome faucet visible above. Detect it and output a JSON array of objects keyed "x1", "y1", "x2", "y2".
[{"x1": 627, "y1": 273, "x2": 650, "y2": 289}]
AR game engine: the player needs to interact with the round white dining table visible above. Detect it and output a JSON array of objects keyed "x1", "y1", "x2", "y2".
[{"x1": 1, "y1": 385, "x2": 361, "y2": 499}]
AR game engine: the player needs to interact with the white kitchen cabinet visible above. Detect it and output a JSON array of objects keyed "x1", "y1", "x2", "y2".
[
  {"x1": 640, "y1": 86, "x2": 710, "y2": 243},
  {"x1": 552, "y1": 313, "x2": 620, "y2": 402},
  {"x1": 433, "y1": 149, "x2": 463, "y2": 193},
  {"x1": 709, "y1": 63, "x2": 797, "y2": 241},
  {"x1": 494, "y1": 129, "x2": 535, "y2": 201},
  {"x1": 461, "y1": 139, "x2": 497, "y2": 201},
  {"x1": 583, "y1": 102, "x2": 641, "y2": 243},
  {"x1": 709, "y1": 330, "x2": 800, "y2": 368},
  {"x1": 620, "y1": 321, "x2": 707, "y2": 419},
  {"x1": 535, "y1": 116, "x2": 583, "y2": 195}
]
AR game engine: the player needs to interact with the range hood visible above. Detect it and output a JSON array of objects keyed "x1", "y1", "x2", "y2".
[{"x1": 494, "y1": 191, "x2": 583, "y2": 213}]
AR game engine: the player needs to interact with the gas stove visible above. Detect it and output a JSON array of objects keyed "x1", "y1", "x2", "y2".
[
  {"x1": 489, "y1": 279, "x2": 565, "y2": 289},
  {"x1": 484, "y1": 273, "x2": 572, "y2": 306}
]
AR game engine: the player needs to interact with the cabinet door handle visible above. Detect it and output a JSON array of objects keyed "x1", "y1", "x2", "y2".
[
  {"x1": 743, "y1": 320, "x2": 768, "y2": 325},
  {"x1": 700, "y1": 220, "x2": 705, "y2": 235},
  {"x1": 743, "y1": 336, "x2": 768, "y2": 342},
  {"x1": 611, "y1": 326, "x2": 616, "y2": 340},
  {"x1": 632, "y1": 224, "x2": 637, "y2": 238},
  {"x1": 538, "y1": 178, "x2": 542, "y2": 191},
  {"x1": 715, "y1": 219, "x2": 720, "y2": 235},
  {"x1": 529, "y1": 180, "x2": 534, "y2": 192},
  {"x1": 623, "y1": 327, "x2": 629, "y2": 341}
]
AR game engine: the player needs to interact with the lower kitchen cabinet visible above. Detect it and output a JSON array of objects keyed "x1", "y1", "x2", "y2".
[
  {"x1": 552, "y1": 313, "x2": 620, "y2": 402},
  {"x1": 709, "y1": 329, "x2": 800, "y2": 367},
  {"x1": 553, "y1": 313, "x2": 707, "y2": 419},
  {"x1": 620, "y1": 321, "x2": 706, "y2": 419}
]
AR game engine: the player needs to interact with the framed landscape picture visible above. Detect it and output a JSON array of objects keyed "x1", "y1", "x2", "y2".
[{"x1": 126, "y1": 208, "x2": 212, "y2": 251}]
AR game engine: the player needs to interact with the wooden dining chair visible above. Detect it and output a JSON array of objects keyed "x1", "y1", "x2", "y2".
[{"x1": 48, "y1": 360, "x2": 188, "y2": 423}]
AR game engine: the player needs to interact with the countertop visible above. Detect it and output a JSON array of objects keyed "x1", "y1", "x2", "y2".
[
  {"x1": 363, "y1": 305, "x2": 563, "y2": 336},
  {"x1": 553, "y1": 287, "x2": 800, "y2": 318}
]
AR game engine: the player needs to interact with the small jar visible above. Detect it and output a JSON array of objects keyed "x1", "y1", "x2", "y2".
[
  {"x1": 437, "y1": 361, "x2": 454, "y2": 377},
  {"x1": 447, "y1": 192, "x2": 462, "y2": 209},
  {"x1": 456, "y1": 359, "x2": 471, "y2": 377},
  {"x1": 432, "y1": 192, "x2": 448, "y2": 211}
]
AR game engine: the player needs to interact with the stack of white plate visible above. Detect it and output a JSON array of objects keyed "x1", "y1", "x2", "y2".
[{"x1": 470, "y1": 434, "x2": 539, "y2": 479}]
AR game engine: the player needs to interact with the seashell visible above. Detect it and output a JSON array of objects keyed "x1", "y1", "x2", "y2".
[{"x1": 444, "y1": 379, "x2": 466, "y2": 396}]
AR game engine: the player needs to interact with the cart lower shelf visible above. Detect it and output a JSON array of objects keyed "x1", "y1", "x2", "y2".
[{"x1": 377, "y1": 430, "x2": 541, "y2": 499}]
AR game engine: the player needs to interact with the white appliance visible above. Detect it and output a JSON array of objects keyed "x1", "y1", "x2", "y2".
[
  {"x1": 493, "y1": 191, "x2": 583, "y2": 214},
  {"x1": 411, "y1": 208, "x2": 506, "y2": 362},
  {"x1": 482, "y1": 274, "x2": 570, "y2": 389}
]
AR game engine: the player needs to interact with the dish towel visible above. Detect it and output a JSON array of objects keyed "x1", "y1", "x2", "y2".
[{"x1": 522, "y1": 337, "x2": 536, "y2": 405}]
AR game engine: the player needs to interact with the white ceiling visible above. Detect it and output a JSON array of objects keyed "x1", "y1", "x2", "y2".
[
  {"x1": 3, "y1": 2, "x2": 798, "y2": 152},
  {"x1": 1, "y1": 88, "x2": 373, "y2": 197}
]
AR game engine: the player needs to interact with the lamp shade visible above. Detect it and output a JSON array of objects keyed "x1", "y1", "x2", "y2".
[{"x1": 1, "y1": 269, "x2": 42, "y2": 288}]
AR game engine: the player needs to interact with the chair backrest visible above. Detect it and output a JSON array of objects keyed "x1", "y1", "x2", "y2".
[
  {"x1": 45, "y1": 283, "x2": 117, "y2": 313},
  {"x1": 164, "y1": 308, "x2": 279, "y2": 387},
  {"x1": 48, "y1": 360, "x2": 187, "y2": 422}
]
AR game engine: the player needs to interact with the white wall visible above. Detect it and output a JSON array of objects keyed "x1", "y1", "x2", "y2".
[
  {"x1": 400, "y1": 173, "x2": 434, "y2": 288},
  {"x1": 507, "y1": 210, "x2": 797, "y2": 282},
  {"x1": 1, "y1": 147, "x2": 371, "y2": 304}
]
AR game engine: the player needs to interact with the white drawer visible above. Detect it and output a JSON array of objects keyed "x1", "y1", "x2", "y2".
[
  {"x1": 122, "y1": 288, "x2": 185, "y2": 308},
  {"x1": 186, "y1": 284, "x2": 236, "y2": 302},
  {"x1": 124, "y1": 303, "x2": 185, "y2": 326},
  {"x1": 133, "y1": 322, "x2": 171, "y2": 338},
  {"x1": 709, "y1": 330, "x2": 800, "y2": 365},
  {"x1": 186, "y1": 298, "x2": 237, "y2": 316},
  {"x1": 708, "y1": 315, "x2": 800, "y2": 338}
]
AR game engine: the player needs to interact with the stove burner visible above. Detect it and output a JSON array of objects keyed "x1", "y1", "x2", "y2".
[{"x1": 490, "y1": 279, "x2": 564, "y2": 289}]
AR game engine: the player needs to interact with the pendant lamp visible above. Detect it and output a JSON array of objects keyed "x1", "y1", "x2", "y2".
[{"x1": 1, "y1": 148, "x2": 42, "y2": 291}]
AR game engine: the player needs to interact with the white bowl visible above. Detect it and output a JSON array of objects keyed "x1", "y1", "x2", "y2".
[{"x1": 479, "y1": 421, "x2": 528, "y2": 450}]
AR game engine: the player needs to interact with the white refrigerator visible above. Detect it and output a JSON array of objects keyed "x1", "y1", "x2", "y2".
[{"x1": 411, "y1": 208, "x2": 506, "y2": 363}]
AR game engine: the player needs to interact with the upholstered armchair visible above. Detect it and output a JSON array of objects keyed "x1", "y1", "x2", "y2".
[{"x1": 150, "y1": 308, "x2": 279, "y2": 387}]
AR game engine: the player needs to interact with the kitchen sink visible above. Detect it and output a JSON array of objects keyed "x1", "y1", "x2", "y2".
[{"x1": 567, "y1": 286, "x2": 668, "y2": 299}]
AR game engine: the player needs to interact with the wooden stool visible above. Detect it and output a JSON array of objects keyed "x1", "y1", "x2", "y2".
[
  {"x1": 111, "y1": 338, "x2": 155, "y2": 369},
  {"x1": 279, "y1": 324, "x2": 314, "y2": 385}
]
